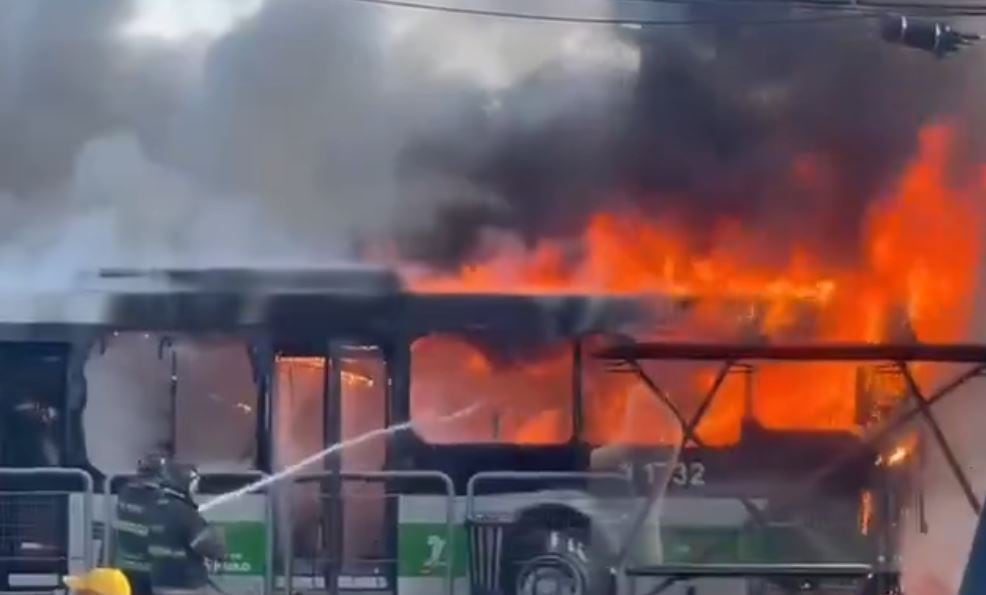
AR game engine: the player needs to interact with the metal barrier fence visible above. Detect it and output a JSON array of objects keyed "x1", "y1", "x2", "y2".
[
  {"x1": 286, "y1": 471, "x2": 455, "y2": 595},
  {"x1": 465, "y1": 470, "x2": 634, "y2": 518},
  {"x1": 1, "y1": 467, "x2": 461, "y2": 595},
  {"x1": 0, "y1": 468, "x2": 94, "y2": 592}
]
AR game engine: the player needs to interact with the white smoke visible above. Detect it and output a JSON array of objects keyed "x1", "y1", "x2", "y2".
[{"x1": 0, "y1": 0, "x2": 638, "y2": 284}]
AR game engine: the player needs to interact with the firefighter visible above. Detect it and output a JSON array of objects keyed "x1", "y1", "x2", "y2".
[
  {"x1": 64, "y1": 568, "x2": 132, "y2": 595},
  {"x1": 147, "y1": 461, "x2": 227, "y2": 595},
  {"x1": 114, "y1": 453, "x2": 166, "y2": 595}
]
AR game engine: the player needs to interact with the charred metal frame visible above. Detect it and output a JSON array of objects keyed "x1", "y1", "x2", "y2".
[
  {"x1": 596, "y1": 341, "x2": 986, "y2": 593},
  {"x1": 611, "y1": 357, "x2": 777, "y2": 581},
  {"x1": 897, "y1": 362, "x2": 981, "y2": 514},
  {"x1": 0, "y1": 271, "x2": 685, "y2": 595},
  {"x1": 612, "y1": 360, "x2": 747, "y2": 564}
]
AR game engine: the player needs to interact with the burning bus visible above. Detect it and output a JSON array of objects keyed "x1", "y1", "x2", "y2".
[{"x1": 2, "y1": 267, "x2": 981, "y2": 595}]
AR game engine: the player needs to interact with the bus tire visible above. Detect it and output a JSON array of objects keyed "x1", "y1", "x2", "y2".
[{"x1": 506, "y1": 528, "x2": 612, "y2": 595}]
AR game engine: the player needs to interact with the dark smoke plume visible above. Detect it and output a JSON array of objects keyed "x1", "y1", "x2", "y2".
[
  {"x1": 396, "y1": 5, "x2": 984, "y2": 269},
  {"x1": 0, "y1": 0, "x2": 981, "y2": 277}
]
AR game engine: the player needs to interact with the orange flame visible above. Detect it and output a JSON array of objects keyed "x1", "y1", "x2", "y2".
[{"x1": 395, "y1": 123, "x2": 984, "y2": 445}]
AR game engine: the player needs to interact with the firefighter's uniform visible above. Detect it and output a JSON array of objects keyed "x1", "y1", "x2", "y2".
[
  {"x1": 114, "y1": 456, "x2": 164, "y2": 595},
  {"x1": 147, "y1": 463, "x2": 227, "y2": 595}
]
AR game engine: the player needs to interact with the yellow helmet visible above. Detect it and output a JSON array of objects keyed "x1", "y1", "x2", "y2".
[{"x1": 63, "y1": 568, "x2": 131, "y2": 595}]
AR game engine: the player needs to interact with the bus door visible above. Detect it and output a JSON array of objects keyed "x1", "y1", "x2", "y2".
[
  {"x1": 273, "y1": 344, "x2": 390, "y2": 593},
  {"x1": 333, "y1": 344, "x2": 389, "y2": 592}
]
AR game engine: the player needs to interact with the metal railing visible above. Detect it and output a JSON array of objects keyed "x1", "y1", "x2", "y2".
[
  {"x1": 0, "y1": 467, "x2": 95, "y2": 590},
  {"x1": 286, "y1": 470, "x2": 455, "y2": 595},
  {"x1": 465, "y1": 470, "x2": 634, "y2": 519},
  {"x1": 2, "y1": 466, "x2": 460, "y2": 595}
]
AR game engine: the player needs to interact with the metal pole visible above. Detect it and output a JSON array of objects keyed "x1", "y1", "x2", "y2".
[
  {"x1": 898, "y1": 363, "x2": 981, "y2": 514},
  {"x1": 81, "y1": 472, "x2": 94, "y2": 569},
  {"x1": 103, "y1": 473, "x2": 125, "y2": 567},
  {"x1": 615, "y1": 361, "x2": 730, "y2": 571},
  {"x1": 284, "y1": 489, "x2": 295, "y2": 595},
  {"x1": 324, "y1": 343, "x2": 342, "y2": 595},
  {"x1": 627, "y1": 360, "x2": 688, "y2": 430},
  {"x1": 169, "y1": 345, "x2": 178, "y2": 457},
  {"x1": 572, "y1": 340, "x2": 585, "y2": 440},
  {"x1": 441, "y1": 473, "x2": 455, "y2": 595},
  {"x1": 265, "y1": 488, "x2": 275, "y2": 595},
  {"x1": 682, "y1": 361, "x2": 733, "y2": 444}
]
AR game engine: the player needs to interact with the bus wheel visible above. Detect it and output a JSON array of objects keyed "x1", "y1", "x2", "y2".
[{"x1": 508, "y1": 529, "x2": 610, "y2": 595}]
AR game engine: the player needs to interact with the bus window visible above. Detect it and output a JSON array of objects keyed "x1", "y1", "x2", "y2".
[
  {"x1": 339, "y1": 350, "x2": 386, "y2": 472},
  {"x1": 581, "y1": 336, "x2": 742, "y2": 446},
  {"x1": 84, "y1": 333, "x2": 258, "y2": 476},
  {"x1": 410, "y1": 334, "x2": 573, "y2": 444},
  {"x1": 84, "y1": 334, "x2": 172, "y2": 475},
  {"x1": 172, "y1": 339, "x2": 257, "y2": 470},
  {"x1": 274, "y1": 356, "x2": 325, "y2": 469},
  {"x1": 339, "y1": 348, "x2": 387, "y2": 570},
  {"x1": 582, "y1": 354, "x2": 681, "y2": 445},
  {"x1": 274, "y1": 350, "x2": 389, "y2": 573},
  {"x1": 273, "y1": 356, "x2": 326, "y2": 564},
  {"x1": 0, "y1": 344, "x2": 69, "y2": 467}
]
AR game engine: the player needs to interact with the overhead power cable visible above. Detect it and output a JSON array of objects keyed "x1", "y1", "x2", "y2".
[
  {"x1": 337, "y1": 0, "x2": 888, "y2": 26},
  {"x1": 620, "y1": 0, "x2": 986, "y2": 15},
  {"x1": 337, "y1": 0, "x2": 986, "y2": 23}
]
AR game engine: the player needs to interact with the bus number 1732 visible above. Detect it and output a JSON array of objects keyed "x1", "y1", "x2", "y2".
[{"x1": 621, "y1": 461, "x2": 706, "y2": 488}]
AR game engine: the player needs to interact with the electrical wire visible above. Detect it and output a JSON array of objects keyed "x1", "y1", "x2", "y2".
[
  {"x1": 621, "y1": 0, "x2": 986, "y2": 15},
  {"x1": 335, "y1": 0, "x2": 986, "y2": 24},
  {"x1": 336, "y1": 0, "x2": 888, "y2": 26}
]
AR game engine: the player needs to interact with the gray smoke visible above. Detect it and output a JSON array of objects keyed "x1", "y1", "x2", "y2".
[
  {"x1": 396, "y1": 6, "x2": 986, "y2": 269},
  {"x1": 0, "y1": 0, "x2": 639, "y2": 282},
  {"x1": 3, "y1": 0, "x2": 979, "y2": 275},
  {"x1": 0, "y1": 0, "x2": 130, "y2": 195},
  {"x1": 2, "y1": 0, "x2": 986, "y2": 589}
]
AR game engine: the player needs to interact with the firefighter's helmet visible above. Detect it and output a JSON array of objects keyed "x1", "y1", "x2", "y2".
[
  {"x1": 136, "y1": 451, "x2": 167, "y2": 477},
  {"x1": 159, "y1": 460, "x2": 200, "y2": 495}
]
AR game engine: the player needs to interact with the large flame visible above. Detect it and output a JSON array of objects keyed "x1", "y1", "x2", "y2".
[{"x1": 401, "y1": 124, "x2": 985, "y2": 446}]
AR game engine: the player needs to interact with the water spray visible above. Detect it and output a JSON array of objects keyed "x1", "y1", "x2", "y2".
[{"x1": 198, "y1": 402, "x2": 483, "y2": 512}]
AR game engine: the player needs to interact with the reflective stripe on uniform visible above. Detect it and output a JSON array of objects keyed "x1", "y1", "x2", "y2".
[
  {"x1": 115, "y1": 519, "x2": 150, "y2": 537},
  {"x1": 148, "y1": 545, "x2": 188, "y2": 559},
  {"x1": 117, "y1": 556, "x2": 151, "y2": 573},
  {"x1": 120, "y1": 502, "x2": 146, "y2": 514}
]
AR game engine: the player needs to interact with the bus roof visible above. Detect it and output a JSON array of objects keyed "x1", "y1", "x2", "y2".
[{"x1": 0, "y1": 269, "x2": 677, "y2": 342}]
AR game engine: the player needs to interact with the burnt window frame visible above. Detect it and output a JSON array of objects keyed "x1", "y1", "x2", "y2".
[
  {"x1": 80, "y1": 329, "x2": 273, "y2": 474},
  {"x1": 405, "y1": 331, "x2": 581, "y2": 446}
]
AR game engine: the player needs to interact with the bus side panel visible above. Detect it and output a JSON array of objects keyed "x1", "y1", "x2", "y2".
[{"x1": 397, "y1": 496, "x2": 469, "y2": 595}]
